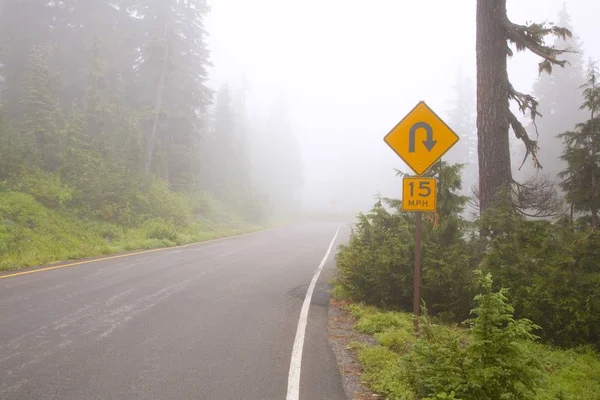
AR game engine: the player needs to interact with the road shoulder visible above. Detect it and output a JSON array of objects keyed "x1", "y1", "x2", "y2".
[{"x1": 327, "y1": 298, "x2": 380, "y2": 400}]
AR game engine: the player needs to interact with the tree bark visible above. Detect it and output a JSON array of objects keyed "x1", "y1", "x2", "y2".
[
  {"x1": 144, "y1": 20, "x2": 170, "y2": 177},
  {"x1": 591, "y1": 108, "x2": 597, "y2": 228},
  {"x1": 476, "y1": 0, "x2": 513, "y2": 213},
  {"x1": 163, "y1": 128, "x2": 171, "y2": 186}
]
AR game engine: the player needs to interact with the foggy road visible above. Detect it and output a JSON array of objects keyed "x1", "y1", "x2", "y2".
[{"x1": 0, "y1": 223, "x2": 348, "y2": 400}]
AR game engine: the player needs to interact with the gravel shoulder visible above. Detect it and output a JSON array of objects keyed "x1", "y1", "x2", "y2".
[{"x1": 327, "y1": 298, "x2": 380, "y2": 400}]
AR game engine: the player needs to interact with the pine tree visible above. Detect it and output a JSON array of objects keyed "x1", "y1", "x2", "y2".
[
  {"x1": 519, "y1": 5, "x2": 586, "y2": 185},
  {"x1": 558, "y1": 61, "x2": 600, "y2": 227},
  {"x1": 54, "y1": 0, "x2": 141, "y2": 108},
  {"x1": 0, "y1": 0, "x2": 263, "y2": 224},
  {"x1": 203, "y1": 84, "x2": 235, "y2": 196},
  {"x1": 166, "y1": 0, "x2": 212, "y2": 190},
  {"x1": 260, "y1": 96, "x2": 304, "y2": 215},
  {"x1": 56, "y1": 39, "x2": 143, "y2": 215},
  {"x1": 0, "y1": 106, "x2": 25, "y2": 179},
  {"x1": 59, "y1": 103, "x2": 93, "y2": 201},
  {"x1": 446, "y1": 69, "x2": 478, "y2": 199},
  {"x1": 231, "y1": 76, "x2": 252, "y2": 187},
  {"x1": 476, "y1": 0, "x2": 571, "y2": 213},
  {"x1": 0, "y1": 1, "x2": 54, "y2": 118},
  {"x1": 134, "y1": 0, "x2": 212, "y2": 186},
  {"x1": 203, "y1": 83, "x2": 254, "y2": 196},
  {"x1": 19, "y1": 45, "x2": 63, "y2": 172},
  {"x1": 84, "y1": 40, "x2": 142, "y2": 212}
]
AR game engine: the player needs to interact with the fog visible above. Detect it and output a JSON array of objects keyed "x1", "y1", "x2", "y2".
[{"x1": 206, "y1": 0, "x2": 600, "y2": 216}]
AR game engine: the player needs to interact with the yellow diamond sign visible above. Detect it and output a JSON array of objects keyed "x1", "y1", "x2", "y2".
[{"x1": 384, "y1": 101, "x2": 459, "y2": 175}]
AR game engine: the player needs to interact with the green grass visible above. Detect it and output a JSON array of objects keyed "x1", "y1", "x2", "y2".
[
  {"x1": 329, "y1": 281, "x2": 353, "y2": 300},
  {"x1": 348, "y1": 303, "x2": 600, "y2": 400},
  {"x1": 0, "y1": 191, "x2": 261, "y2": 271},
  {"x1": 359, "y1": 345, "x2": 415, "y2": 400},
  {"x1": 349, "y1": 304, "x2": 418, "y2": 400},
  {"x1": 535, "y1": 344, "x2": 600, "y2": 400}
]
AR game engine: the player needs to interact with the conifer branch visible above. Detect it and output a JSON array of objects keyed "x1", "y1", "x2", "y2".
[
  {"x1": 511, "y1": 177, "x2": 562, "y2": 218},
  {"x1": 508, "y1": 111, "x2": 541, "y2": 170},
  {"x1": 503, "y1": 18, "x2": 572, "y2": 74},
  {"x1": 509, "y1": 84, "x2": 541, "y2": 119}
]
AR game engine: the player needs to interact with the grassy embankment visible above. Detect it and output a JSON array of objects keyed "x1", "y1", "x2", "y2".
[{"x1": 0, "y1": 189, "x2": 262, "y2": 272}]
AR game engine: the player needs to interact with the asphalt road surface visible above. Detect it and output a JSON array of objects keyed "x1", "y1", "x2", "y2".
[{"x1": 0, "y1": 222, "x2": 350, "y2": 400}]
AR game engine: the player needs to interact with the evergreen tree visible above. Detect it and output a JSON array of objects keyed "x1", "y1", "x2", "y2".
[
  {"x1": 55, "y1": 0, "x2": 141, "y2": 108},
  {"x1": 0, "y1": 1, "x2": 54, "y2": 118},
  {"x1": 19, "y1": 45, "x2": 63, "y2": 172},
  {"x1": 200, "y1": 83, "x2": 267, "y2": 221},
  {"x1": 558, "y1": 61, "x2": 600, "y2": 227},
  {"x1": 59, "y1": 41, "x2": 142, "y2": 217},
  {"x1": 0, "y1": 0, "x2": 278, "y2": 225},
  {"x1": 134, "y1": 0, "x2": 212, "y2": 186},
  {"x1": 0, "y1": 106, "x2": 24, "y2": 179},
  {"x1": 259, "y1": 97, "x2": 304, "y2": 215},
  {"x1": 59, "y1": 103, "x2": 94, "y2": 202},
  {"x1": 446, "y1": 69, "x2": 478, "y2": 201},
  {"x1": 476, "y1": 0, "x2": 571, "y2": 213},
  {"x1": 231, "y1": 76, "x2": 252, "y2": 187},
  {"x1": 519, "y1": 5, "x2": 587, "y2": 186},
  {"x1": 203, "y1": 84, "x2": 238, "y2": 197}
]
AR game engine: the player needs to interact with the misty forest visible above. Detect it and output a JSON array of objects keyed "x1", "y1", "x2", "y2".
[
  {"x1": 1, "y1": 0, "x2": 600, "y2": 399},
  {"x1": 0, "y1": 0, "x2": 303, "y2": 270}
]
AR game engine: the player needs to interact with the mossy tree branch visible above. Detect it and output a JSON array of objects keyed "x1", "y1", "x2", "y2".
[{"x1": 502, "y1": 17, "x2": 572, "y2": 172}]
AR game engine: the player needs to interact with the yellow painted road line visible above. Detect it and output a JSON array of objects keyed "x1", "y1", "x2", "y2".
[{"x1": 0, "y1": 228, "x2": 271, "y2": 280}]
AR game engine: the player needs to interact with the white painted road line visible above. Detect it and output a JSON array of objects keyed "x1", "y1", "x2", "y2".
[{"x1": 286, "y1": 227, "x2": 340, "y2": 400}]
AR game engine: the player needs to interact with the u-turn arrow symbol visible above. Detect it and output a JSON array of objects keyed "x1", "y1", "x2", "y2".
[{"x1": 409, "y1": 122, "x2": 437, "y2": 152}]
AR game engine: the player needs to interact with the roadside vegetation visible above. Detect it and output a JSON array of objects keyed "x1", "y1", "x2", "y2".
[
  {"x1": 336, "y1": 152, "x2": 600, "y2": 343},
  {"x1": 344, "y1": 290, "x2": 600, "y2": 400},
  {"x1": 0, "y1": 172, "x2": 260, "y2": 271},
  {"x1": 333, "y1": 159, "x2": 600, "y2": 398},
  {"x1": 332, "y1": 5, "x2": 600, "y2": 398}
]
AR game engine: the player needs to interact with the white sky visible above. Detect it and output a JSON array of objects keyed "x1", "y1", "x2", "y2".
[{"x1": 205, "y1": 0, "x2": 600, "y2": 212}]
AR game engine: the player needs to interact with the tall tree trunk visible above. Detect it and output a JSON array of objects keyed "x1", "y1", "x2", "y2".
[
  {"x1": 144, "y1": 21, "x2": 170, "y2": 177},
  {"x1": 476, "y1": 0, "x2": 513, "y2": 213},
  {"x1": 591, "y1": 109, "x2": 597, "y2": 228},
  {"x1": 163, "y1": 128, "x2": 171, "y2": 186}
]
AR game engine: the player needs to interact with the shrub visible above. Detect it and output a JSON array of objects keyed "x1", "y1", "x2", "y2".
[
  {"x1": 11, "y1": 168, "x2": 73, "y2": 208},
  {"x1": 336, "y1": 162, "x2": 475, "y2": 318},
  {"x1": 355, "y1": 310, "x2": 414, "y2": 335},
  {"x1": 142, "y1": 218, "x2": 180, "y2": 243},
  {"x1": 359, "y1": 345, "x2": 416, "y2": 400},
  {"x1": 98, "y1": 224, "x2": 124, "y2": 242},
  {"x1": 188, "y1": 190, "x2": 246, "y2": 227},
  {"x1": 329, "y1": 282, "x2": 352, "y2": 300},
  {"x1": 349, "y1": 286, "x2": 600, "y2": 400},
  {"x1": 336, "y1": 202, "x2": 417, "y2": 307},
  {"x1": 134, "y1": 178, "x2": 192, "y2": 226},
  {"x1": 479, "y1": 208, "x2": 600, "y2": 348},
  {"x1": 406, "y1": 272, "x2": 544, "y2": 400},
  {"x1": 375, "y1": 329, "x2": 414, "y2": 353},
  {"x1": 337, "y1": 162, "x2": 600, "y2": 348}
]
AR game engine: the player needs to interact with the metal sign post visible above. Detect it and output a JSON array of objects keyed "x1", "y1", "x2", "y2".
[
  {"x1": 413, "y1": 211, "x2": 421, "y2": 331},
  {"x1": 383, "y1": 101, "x2": 459, "y2": 334}
]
